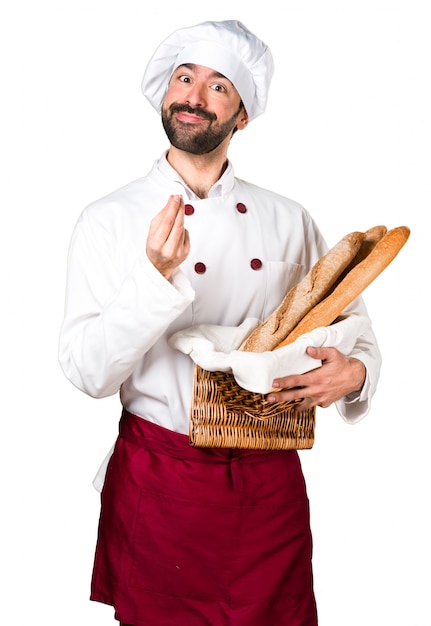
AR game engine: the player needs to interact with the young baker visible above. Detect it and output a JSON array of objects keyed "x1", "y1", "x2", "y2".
[{"x1": 59, "y1": 20, "x2": 381, "y2": 626}]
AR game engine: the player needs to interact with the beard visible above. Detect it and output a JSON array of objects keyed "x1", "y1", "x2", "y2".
[{"x1": 161, "y1": 103, "x2": 241, "y2": 155}]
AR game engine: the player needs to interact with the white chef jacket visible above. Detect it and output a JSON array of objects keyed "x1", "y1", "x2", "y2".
[{"x1": 59, "y1": 152, "x2": 381, "y2": 438}]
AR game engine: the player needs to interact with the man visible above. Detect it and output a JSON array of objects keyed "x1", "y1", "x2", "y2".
[{"x1": 59, "y1": 20, "x2": 381, "y2": 626}]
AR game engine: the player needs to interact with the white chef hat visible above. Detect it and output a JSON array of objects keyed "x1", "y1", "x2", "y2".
[{"x1": 141, "y1": 20, "x2": 274, "y2": 121}]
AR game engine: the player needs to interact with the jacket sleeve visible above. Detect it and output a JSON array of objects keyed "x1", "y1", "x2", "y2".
[
  {"x1": 58, "y1": 207, "x2": 195, "y2": 398},
  {"x1": 334, "y1": 298, "x2": 382, "y2": 424}
]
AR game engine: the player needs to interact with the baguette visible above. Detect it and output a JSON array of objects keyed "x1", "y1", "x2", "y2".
[
  {"x1": 274, "y1": 225, "x2": 410, "y2": 349},
  {"x1": 239, "y1": 230, "x2": 366, "y2": 352},
  {"x1": 351, "y1": 225, "x2": 388, "y2": 263},
  {"x1": 326, "y1": 225, "x2": 387, "y2": 296}
]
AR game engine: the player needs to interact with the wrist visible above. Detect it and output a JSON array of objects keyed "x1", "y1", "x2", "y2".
[{"x1": 349, "y1": 357, "x2": 366, "y2": 394}]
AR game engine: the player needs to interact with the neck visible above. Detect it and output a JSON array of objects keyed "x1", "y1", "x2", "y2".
[{"x1": 166, "y1": 145, "x2": 229, "y2": 199}]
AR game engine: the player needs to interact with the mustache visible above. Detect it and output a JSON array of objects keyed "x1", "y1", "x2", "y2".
[{"x1": 168, "y1": 103, "x2": 217, "y2": 122}]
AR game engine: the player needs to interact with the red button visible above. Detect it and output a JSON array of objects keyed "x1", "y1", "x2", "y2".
[
  {"x1": 184, "y1": 204, "x2": 195, "y2": 216},
  {"x1": 194, "y1": 262, "x2": 206, "y2": 274},
  {"x1": 250, "y1": 258, "x2": 263, "y2": 270},
  {"x1": 236, "y1": 202, "x2": 247, "y2": 214}
]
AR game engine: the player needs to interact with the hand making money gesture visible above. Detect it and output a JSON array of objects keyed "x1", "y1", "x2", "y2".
[{"x1": 146, "y1": 194, "x2": 191, "y2": 280}]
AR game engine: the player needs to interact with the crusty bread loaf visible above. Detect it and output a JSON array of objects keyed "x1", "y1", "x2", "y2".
[
  {"x1": 274, "y1": 225, "x2": 410, "y2": 349},
  {"x1": 351, "y1": 225, "x2": 388, "y2": 264},
  {"x1": 239, "y1": 231, "x2": 365, "y2": 352},
  {"x1": 325, "y1": 225, "x2": 387, "y2": 296}
]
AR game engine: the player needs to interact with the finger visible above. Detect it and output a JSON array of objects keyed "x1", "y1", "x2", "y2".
[
  {"x1": 271, "y1": 374, "x2": 303, "y2": 390},
  {"x1": 170, "y1": 196, "x2": 187, "y2": 243},
  {"x1": 306, "y1": 345, "x2": 336, "y2": 362},
  {"x1": 267, "y1": 386, "x2": 306, "y2": 403},
  {"x1": 182, "y1": 227, "x2": 191, "y2": 256},
  {"x1": 293, "y1": 397, "x2": 318, "y2": 411},
  {"x1": 150, "y1": 195, "x2": 184, "y2": 245},
  {"x1": 306, "y1": 346, "x2": 320, "y2": 359}
]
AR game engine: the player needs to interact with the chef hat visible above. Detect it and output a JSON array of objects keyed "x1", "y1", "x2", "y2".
[{"x1": 141, "y1": 20, "x2": 274, "y2": 121}]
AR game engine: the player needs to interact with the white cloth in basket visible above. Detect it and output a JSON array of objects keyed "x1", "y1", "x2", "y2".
[{"x1": 169, "y1": 314, "x2": 371, "y2": 394}]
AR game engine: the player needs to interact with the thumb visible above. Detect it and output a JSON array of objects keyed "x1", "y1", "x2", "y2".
[{"x1": 306, "y1": 345, "x2": 322, "y2": 359}]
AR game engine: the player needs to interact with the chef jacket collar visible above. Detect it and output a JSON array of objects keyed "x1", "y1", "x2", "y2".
[{"x1": 157, "y1": 151, "x2": 235, "y2": 200}]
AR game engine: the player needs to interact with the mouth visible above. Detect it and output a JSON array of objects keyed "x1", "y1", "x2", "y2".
[
  {"x1": 175, "y1": 111, "x2": 209, "y2": 125},
  {"x1": 169, "y1": 104, "x2": 216, "y2": 125}
]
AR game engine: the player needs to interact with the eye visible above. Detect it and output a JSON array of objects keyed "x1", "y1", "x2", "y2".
[
  {"x1": 178, "y1": 74, "x2": 192, "y2": 83},
  {"x1": 211, "y1": 83, "x2": 227, "y2": 93}
]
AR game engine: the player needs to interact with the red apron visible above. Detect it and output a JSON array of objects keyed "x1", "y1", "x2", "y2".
[{"x1": 91, "y1": 411, "x2": 318, "y2": 626}]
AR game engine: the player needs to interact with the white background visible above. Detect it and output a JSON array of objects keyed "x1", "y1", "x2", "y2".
[{"x1": 1, "y1": 0, "x2": 429, "y2": 624}]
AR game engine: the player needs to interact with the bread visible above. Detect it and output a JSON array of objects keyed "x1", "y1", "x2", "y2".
[
  {"x1": 327, "y1": 225, "x2": 387, "y2": 294},
  {"x1": 239, "y1": 231, "x2": 366, "y2": 352},
  {"x1": 274, "y1": 225, "x2": 410, "y2": 349}
]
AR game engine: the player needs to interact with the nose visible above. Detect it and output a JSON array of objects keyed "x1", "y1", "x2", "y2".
[{"x1": 185, "y1": 82, "x2": 206, "y2": 108}]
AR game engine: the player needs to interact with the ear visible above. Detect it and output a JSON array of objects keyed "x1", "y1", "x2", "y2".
[{"x1": 236, "y1": 107, "x2": 249, "y2": 131}]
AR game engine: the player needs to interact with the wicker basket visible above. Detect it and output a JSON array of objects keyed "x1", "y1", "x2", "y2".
[{"x1": 190, "y1": 365, "x2": 315, "y2": 450}]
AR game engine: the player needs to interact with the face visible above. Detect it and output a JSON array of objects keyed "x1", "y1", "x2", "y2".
[{"x1": 161, "y1": 64, "x2": 248, "y2": 155}]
